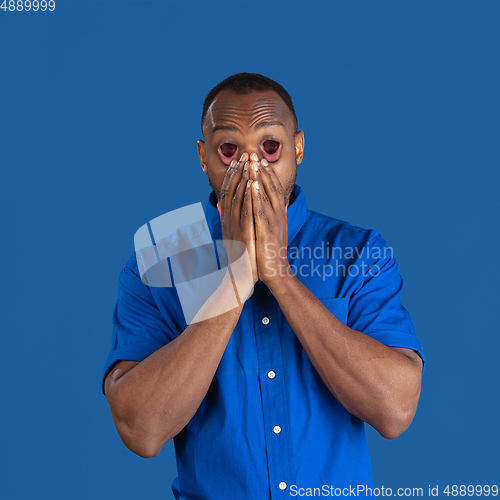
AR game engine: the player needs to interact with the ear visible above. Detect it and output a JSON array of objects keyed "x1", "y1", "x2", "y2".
[
  {"x1": 294, "y1": 130, "x2": 305, "y2": 165},
  {"x1": 197, "y1": 139, "x2": 208, "y2": 174}
]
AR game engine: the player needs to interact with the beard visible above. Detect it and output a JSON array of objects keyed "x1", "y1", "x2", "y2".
[{"x1": 209, "y1": 158, "x2": 298, "y2": 209}]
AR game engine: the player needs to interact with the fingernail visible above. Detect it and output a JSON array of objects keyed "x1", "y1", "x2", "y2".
[
  {"x1": 253, "y1": 162, "x2": 259, "y2": 172},
  {"x1": 254, "y1": 181, "x2": 259, "y2": 190},
  {"x1": 240, "y1": 152, "x2": 248, "y2": 161},
  {"x1": 230, "y1": 159, "x2": 237, "y2": 168},
  {"x1": 251, "y1": 153, "x2": 258, "y2": 161},
  {"x1": 243, "y1": 161, "x2": 249, "y2": 173},
  {"x1": 261, "y1": 159, "x2": 268, "y2": 167},
  {"x1": 247, "y1": 179, "x2": 252, "y2": 187}
]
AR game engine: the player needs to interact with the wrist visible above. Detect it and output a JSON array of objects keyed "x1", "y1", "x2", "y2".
[{"x1": 263, "y1": 261, "x2": 298, "y2": 296}]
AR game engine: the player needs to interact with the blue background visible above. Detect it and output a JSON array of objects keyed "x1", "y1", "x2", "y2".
[{"x1": 1, "y1": 1, "x2": 499, "y2": 498}]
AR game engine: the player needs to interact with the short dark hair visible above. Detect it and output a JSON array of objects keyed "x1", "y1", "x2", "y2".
[{"x1": 201, "y1": 72, "x2": 298, "y2": 134}]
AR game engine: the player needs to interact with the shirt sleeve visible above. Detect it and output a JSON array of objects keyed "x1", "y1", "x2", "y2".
[
  {"x1": 101, "y1": 256, "x2": 175, "y2": 395},
  {"x1": 347, "y1": 231, "x2": 425, "y2": 371}
]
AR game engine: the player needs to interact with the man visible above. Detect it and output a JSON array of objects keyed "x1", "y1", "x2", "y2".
[{"x1": 102, "y1": 72, "x2": 425, "y2": 500}]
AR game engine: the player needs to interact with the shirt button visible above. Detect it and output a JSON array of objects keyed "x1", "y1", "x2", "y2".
[
  {"x1": 267, "y1": 370, "x2": 276, "y2": 379},
  {"x1": 262, "y1": 317, "x2": 270, "y2": 325},
  {"x1": 273, "y1": 425, "x2": 282, "y2": 434},
  {"x1": 279, "y1": 482, "x2": 287, "y2": 490}
]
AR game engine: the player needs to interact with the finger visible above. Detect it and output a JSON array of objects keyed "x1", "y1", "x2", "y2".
[
  {"x1": 228, "y1": 158, "x2": 248, "y2": 220},
  {"x1": 241, "y1": 178, "x2": 254, "y2": 236},
  {"x1": 219, "y1": 158, "x2": 237, "y2": 216},
  {"x1": 258, "y1": 159, "x2": 286, "y2": 212},
  {"x1": 222, "y1": 157, "x2": 243, "y2": 216},
  {"x1": 242, "y1": 178, "x2": 257, "y2": 282},
  {"x1": 251, "y1": 166, "x2": 275, "y2": 223},
  {"x1": 221, "y1": 153, "x2": 248, "y2": 217},
  {"x1": 251, "y1": 180, "x2": 269, "y2": 239},
  {"x1": 231, "y1": 161, "x2": 250, "y2": 223},
  {"x1": 253, "y1": 163, "x2": 280, "y2": 214}
]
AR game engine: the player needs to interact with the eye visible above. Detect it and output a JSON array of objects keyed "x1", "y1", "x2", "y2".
[
  {"x1": 219, "y1": 143, "x2": 238, "y2": 164},
  {"x1": 261, "y1": 140, "x2": 282, "y2": 162}
]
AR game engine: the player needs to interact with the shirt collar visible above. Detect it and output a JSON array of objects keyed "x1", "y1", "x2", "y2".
[{"x1": 205, "y1": 183, "x2": 308, "y2": 247}]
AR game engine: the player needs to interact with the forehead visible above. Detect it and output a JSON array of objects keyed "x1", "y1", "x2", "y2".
[{"x1": 204, "y1": 89, "x2": 294, "y2": 134}]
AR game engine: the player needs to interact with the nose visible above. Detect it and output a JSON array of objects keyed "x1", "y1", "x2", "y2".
[{"x1": 243, "y1": 145, "x2": 261, "y2": 160}]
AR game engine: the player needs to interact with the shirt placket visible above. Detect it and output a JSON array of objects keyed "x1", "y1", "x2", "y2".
[{"x1": 252, "y1": 282, "x2": 294, "y2": 498}]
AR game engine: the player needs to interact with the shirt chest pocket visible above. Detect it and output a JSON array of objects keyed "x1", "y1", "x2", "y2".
[{"x1": 299, "y1": 297, "x2": 349, "y2": 388}]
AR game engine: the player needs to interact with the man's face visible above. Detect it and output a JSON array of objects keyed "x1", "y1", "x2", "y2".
[{"x1": 197, "y1": 89, "x2": 304, "y2": 207}]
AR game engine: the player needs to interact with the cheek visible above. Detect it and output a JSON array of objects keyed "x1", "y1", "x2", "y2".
[
  {"x1": 206, "y1": 162, "x2": 230, "y2": 191},
  {"x1": 270, "y1": 153, "x2": 298, "y2": 186}
]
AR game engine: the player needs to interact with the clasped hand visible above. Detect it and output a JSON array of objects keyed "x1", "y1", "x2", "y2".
[{"x1": 216, "y1": 152, "x2": 291, "y2": 288}]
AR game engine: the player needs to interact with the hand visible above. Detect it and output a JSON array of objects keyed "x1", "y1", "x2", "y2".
[
  {"x1": 216, "y1": 152, "x2": 259, "y2": 289},
  {"x1": 249, "y1": 158, "x2": 291, "y2": 286}
]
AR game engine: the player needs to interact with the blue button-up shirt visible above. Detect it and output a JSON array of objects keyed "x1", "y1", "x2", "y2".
[{"x1": 102, "y1": 184, "x2": 425, "y2": 500}]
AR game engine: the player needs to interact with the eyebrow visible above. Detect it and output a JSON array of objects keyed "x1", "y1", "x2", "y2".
[{"x1": 212, "y1": 120, "x2": 285, "y2": 134}]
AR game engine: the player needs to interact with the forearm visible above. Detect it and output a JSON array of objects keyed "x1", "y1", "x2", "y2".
[
  {"x1": 267, "y1": 274, "x2": 422, "y2": 439},
  {"x1": 108, "y1": 277, "x2": 244, "y2": 456}
]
